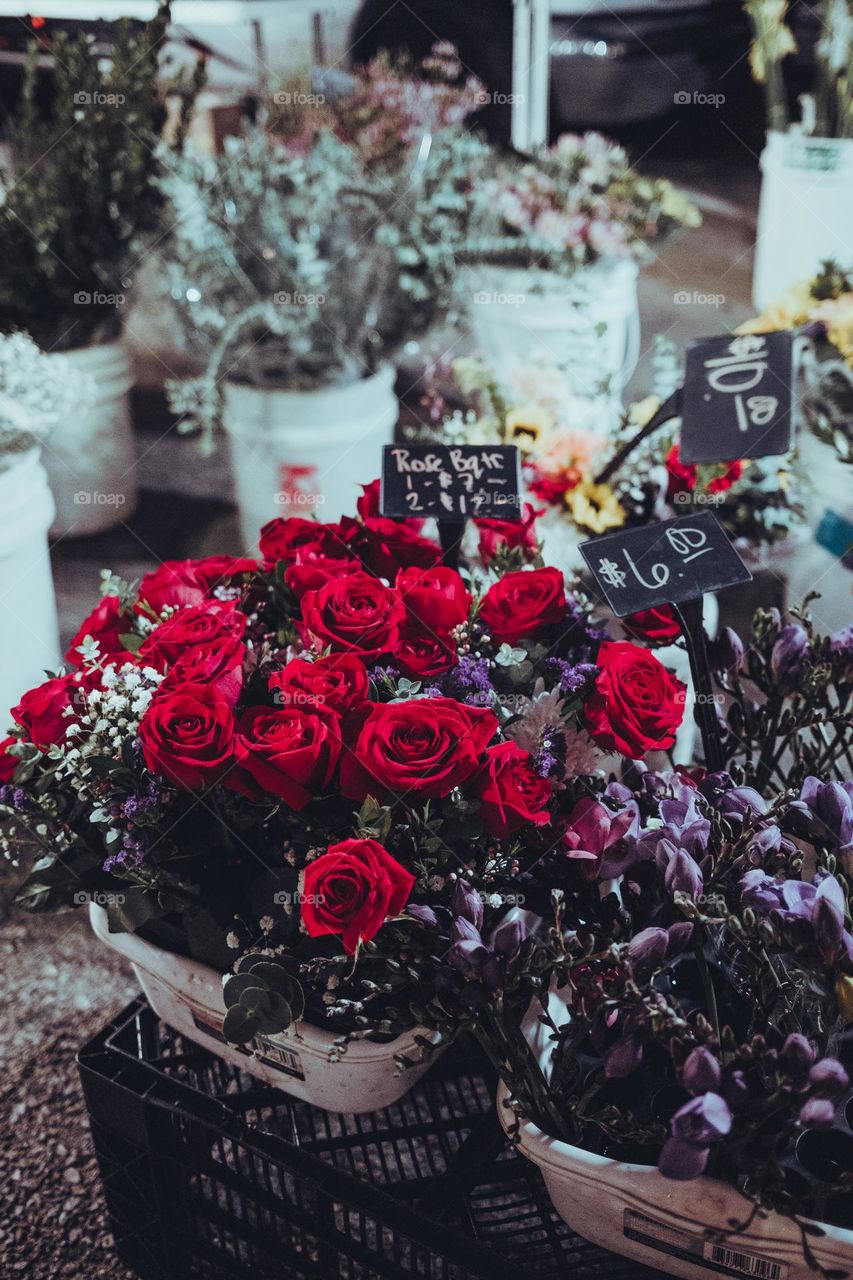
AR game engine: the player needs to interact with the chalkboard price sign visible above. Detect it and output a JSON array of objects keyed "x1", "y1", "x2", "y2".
[
  {"x1": 679, "y1": 331, "x2": 793, "y2": 465},
  {"x1": 579, "y1": 511, "x2": 751, "y2": 616},
  {"x1": 380, "y1": 444, "x2": 522, "y2": 521}
]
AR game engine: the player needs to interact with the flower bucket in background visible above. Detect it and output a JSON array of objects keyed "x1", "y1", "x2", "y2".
[
  {"x1": 89, "y1": 903, "x2": 443, "y2": 1114},
  {"x1": 467, "y1": 259, "x2": 640, "y2": 408},
  {"x1": 0, "y1": 449, "x2": 60, "y2": 722},
  {"x1": 753, "y1": 133, "x2": 853, "y2": 311},
  {"x1": 223, "y1": 367, "x2": 398, "y2": 549},
  {"x1": 43, "y1": 341, "x2": 137, "y2": 536},
  {"x1": 786, "y1": 434, "x2": 853, "y2": 633},
  {"x1": 497, "y1": 1081, "x2": 853, "y2": 1280}
]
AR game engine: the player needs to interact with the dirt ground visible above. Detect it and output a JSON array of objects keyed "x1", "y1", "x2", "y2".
[{"x1": 0, "y1": 910, "x2": 139, "y2": 1279}]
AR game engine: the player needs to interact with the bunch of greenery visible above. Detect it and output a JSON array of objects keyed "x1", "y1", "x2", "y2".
[{"x1": 0, "y1": 2, "x2": 176, "y2": 350}]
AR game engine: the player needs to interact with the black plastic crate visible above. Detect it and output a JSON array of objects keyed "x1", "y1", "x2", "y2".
[{"x1": 78, "y1": 999, "x2": 663, "y2": 1280}]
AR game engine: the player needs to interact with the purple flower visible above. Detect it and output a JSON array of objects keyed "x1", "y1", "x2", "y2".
[
  {"x1": 604, "y1": 1035, "x2": 643, "y2": 1079},
  {"x1": 658, "y1": 1137, "x2": 710, "y2": 1179},
  {"x1": 626, "y1": 923, "x2": 692, "y2": 972},
  {"x1": 713, "y1": 627, "x2": 745, "y2": 674},
  {"x1": 682, "y1": 1047, "x2": 721, "y2": 1095},
  {"x1": 799, "y1": 1097, "x2": 836, "y2": 1128},
  {"x1": 426, "y1": 655, "x2": 494, "y2": 707},
  {"x1": 563, "y1": 793, "x2": 640, "y2": 879},
  {"x1": 830, "y1": 625, "x2": 853, "y2": 656},
  {"x1": 809, "y1": 1057, "x2": 850, "y2": 1098},
  {"x1": 813, "y1": 874, "x2": 846, "y2": 963},
  {"x1": 780, "y1": 1033, "x2": 817, "y2": 1077},
  {"x1": 659, "y1": 1092, "x2": 732, "y2": 1181},
  {"x1": 717, "y1": 787, "x2": 768, "y2": 823},
  {"x1": 770, "y1": 624, "x2": 809, "y2": 692},
  {"x1": 547, "y1": 657, "x2": 598, "y2": 697},
  {"x1": 788, "y1": 777, "x2": 853, "y2": 853},
  {"x1": 663, "y1": 847, "x2": 704, "y2": 899},
  {"x1": 451, "y1": 879, "x2": 484, "y2": 931},
  {"x1": 740, "y1": 870, "x2": 853, "y2": 965}
]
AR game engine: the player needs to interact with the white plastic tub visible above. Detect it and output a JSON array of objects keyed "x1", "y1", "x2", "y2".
[
  {"x1": 753, "y1": 132, "x2": 853, "y2": 311},
  {"x1": 43, "y1": 341, "x2": 137, "y2": 536},
  {"x1": 0, "y1": 448, "x2": 61, "y2": 724},
  {"x1": 223, "y1": 366, "x2": 398, "y2": 548},
  {"x1": 497, "y1": 1081, "x2": 853, "y2": 1280},
  {"x1": 467, "y1": 259, "x2": 640, "y2": 403},
  {"x1": 89, "y1": 902, "x2": 443, "y2": 1113}
]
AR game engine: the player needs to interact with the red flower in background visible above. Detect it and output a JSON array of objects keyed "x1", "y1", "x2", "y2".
[
  {"x1": 140, "y1": 602, "x2": 245, "y2": 671},
  {"x1": 258, "y1": 517, "x2": 344, "y2": 569},
  {"x1": 157, "y1": 635, "x2": 246, "y2": 707},
  {"x1": 284, "y1": 555, "x2": 360, "y2": 598},
  {"x1": 300, "y1": 572, "x2": 405, "y2": 661},
  {"x1": 301, "y1": 838, "x2": 415, "y2": 954},
  {"x1": 479, "y1": 566, "x2": 567, "y2": 645},
  {"x1": 339, "y1": 515, "x2": 442, "y2": 581},
  {"x1": 396, "y1": 565, "x2": 471, "y2": 625},
  {"x1": 623, "y1": 605, "x2": 681, "y2": 645},
  {"x1": 229, "y1": 705, "x2": 340, "y2": 808},
  {"x1": 0, "y1": 737, "x2": 19, "y2": 783},
  {"x1": 340, "y1": 697, "x2": 497, "y2": 801},
  {"x1": 666, "y1": 445, "x2": 743, "y2": 500},
  {"x1": 12, "y1": 671, "x2": 99, "y2": 750},
  {"x1": 138, "y1": 683, "x2": 235, "y2": 789},
  {"x1": 393, "y1": 623, "x2": 457, "y2": 679},
  {"x1": 475, "y1": 502, "x2": 542, "y2": 566},
  {"x1": 138, "y1": 557, "x2": 256, "y2": 613},
  {"x1": 357, "y1": 478, "x2": 424, "y2": 531},
  {"x1": 584, "y1": 641, "x2": 686, "y2": 759},
  {"x1": 473, "y1": 741, "x2": 552, "y2": 837}
]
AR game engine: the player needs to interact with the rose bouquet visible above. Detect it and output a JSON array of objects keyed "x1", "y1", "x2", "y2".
[{"x1": 3, "y1": 492, "x2": 693, "y2": 1065}]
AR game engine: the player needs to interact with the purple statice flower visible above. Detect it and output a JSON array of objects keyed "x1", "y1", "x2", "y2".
[
  {"x1": 0, "y1": 784, "x2": 29, "y2": 812},
  {"x1": 426, "y1": 655, "x2": 494, "y2": 707},
  {"x1": 547, "y1": 657, "x2": 598, "y2": 698},
  {"x1": 740, "y1": 869, "x2": 853, "y2": 964},
  {"x1": 658, "y1": 1092, "x2": 732, "y2": 1180},
  {"x1": 369, "y1": 664, "x2": 401, "y2": 686},
  {"x1": 535, "y1": 729, "x2": 567, "y2": 779},
  {"x1": 121, "y1": 776, "x2": 162, "y2": 820},
  {"x1": 103, "y1": 830, "x2": 147, "y2": 874},
  {"x1": 564, "y1": 594, "x2": 608, "y2": 660}
]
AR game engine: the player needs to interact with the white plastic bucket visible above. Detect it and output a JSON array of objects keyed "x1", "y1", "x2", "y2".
[
  {"x1": 222, "y1": 367, "x2": 398, "y2": 550},
  {"x1": 467, "y1": 259, "x2": 641, "y2": 403},
  {"x1": 785, "y1": 433, "x2": 853, "y2": 634},
  {"x1": 497, "y1": 1081, "x2": 853, "y2": 1280},
  {"x1": 0, "y1": 448, "x2": 61, "y2": 724},
  {"x1": 89, "y1": 902, "x2": 444, "y2": 1113},
  {"x1": 42, "y1": 341, "x2": 136, "y2": 536},
  {"x1": 753, "y1": 132, "x2": 853, "y2": 311}
]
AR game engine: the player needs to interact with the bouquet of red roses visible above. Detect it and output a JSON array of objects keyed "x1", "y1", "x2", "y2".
[{"x1": 3, "y1": 488, "x2": 687, "y2": 1042}]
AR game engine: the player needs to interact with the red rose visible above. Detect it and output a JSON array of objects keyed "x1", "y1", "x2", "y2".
[
  {"x1": 12, "y1": 671, "x2": 96, "y2": 750},
  {"x1": 475, "y1": 503, "x2": 542, "y2": 566},
  {"x1": 284, "y1": 554, "x2": 359, "y2": 598},
  {"x1": 396, "y1": 565, "x2": 471, "y2": 628},
  {"x1": 665, "y1": 444, "x2": 697, "y2": 500},
  {"x1": 393, "y1": 623, "x2": 457, "y2": 679},
  {"x1": 472, "y1": 741, "x2": 552, "y2": 837},
  {"x1": 65, "y1": 596, "x2": 131, "y2": 667},
  {"x1": 479, "y1": 567, "x2": 567, "y2": 645},
  {"x1": 193, "y1": 554, "x2": 257, "y2": 587},
  {"x1": 157, "y1": 635, "x2": 245, "y2": 707},
  {"x1": 584, "y1": 641, "x2": 686, "y2": 759},
  {"x1": 229, "y1": 705, "x2": 340, "y2": 808},
  {"x1": 269, "y1": 654, "x2": 369, "y2": 716},
  {"x1": 258, "y1": 517, "x2": 344, "y2": 569},
  {"x1": 706, "y1": 459, "x2": 743, "y2": 493},
  {"x1": 137, "y1": 558, "x2": 248, "y2": 614},
  {"x1": 339, "y1": 516, "x2": 441, "y2": 580},
  {"x1": 138, "y1": 683, "x2": 235, "y2": 789},
  {"x1": 340, "y1": 697, "x2": 497, "y2": 801},
  {"x1": 623, "y1": 606, "x2": 681, "y2": 646},
  {"x1": 0, "y1": 737, "x2": 18, "y2": 783},
  {"x1": 300, "y1": 572, "x2": 405, "y2": 661},
  {"x1": 139, "y1": 602, "x2": 245, "y2": 671},
  {"x1": 357, "y1": 478, "x2": 425, "y2": 531},
  {"x1": 302, "y1": 838, "x2": 415, "y2": 954}
]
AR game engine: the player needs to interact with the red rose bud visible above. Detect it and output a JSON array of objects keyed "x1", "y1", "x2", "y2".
[
  {"x1": 158, "y1": 635, "x2": 245, "y2": 707},
  {"x1": 301, "y1": 838, "x2": 415, "y2": 954},
  {"x1": 584, "y1": 641, "x2": 686, "y2": 758},
  {"x1": 65, "y1": 595, "x2": 131, "y2": 667},
  {"x1": 300, "y1": 572, "x2": 405, "y2": 661},
  {"x1": 258, "y1": 517, "x2": 344, "y2": 569},
  {"x1": 472, "y1": 741, "x2": 552, "y2": 837},
  {"x1": 138, "y1": 683, "x2": 235, "y2": 789},
  {"x1": 12, "y1": 670, "x2": 99, "y2": 751},
  {"x1": 622, "y1": 605, "x2": 681, "y2": 646},
  {"x1": 269, "y1": 654, "x2": 369, "y2": 716},
  {"x1": 340, "y1": 697, "x2": 498, "y2": 801},
  {"x1": 396, "y1": 565, "x2": 471, "y2": 628},
  {"x1": 139, "y1": 602, "x2": 245, "y2": 671},
  {"x1": 479, "y1": 566, "x2": 568, "y2": 646},
  {"x1": 475, "y1": 502, "x2": 542, "y2": 567},
  {"x1": 229, "y1": 705, "x2": 340, "y2": 809}
]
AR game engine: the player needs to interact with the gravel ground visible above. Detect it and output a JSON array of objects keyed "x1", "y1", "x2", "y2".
[{"x1": 0, "y1": 910, "x2": 139, "y2": 1279}]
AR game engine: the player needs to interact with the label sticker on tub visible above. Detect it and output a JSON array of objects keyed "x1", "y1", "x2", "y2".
[
  {"x1": 190, "y1": 1010, "x2": 305, "y2": 1080},
  {"x1": 623, "y1": 1211, "x2": 787, "y2": 1280}
]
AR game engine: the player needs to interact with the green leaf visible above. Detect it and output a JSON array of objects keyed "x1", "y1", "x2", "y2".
[{"x1": 223, "y1": 1004, "x2": 262, "y2": 1044}]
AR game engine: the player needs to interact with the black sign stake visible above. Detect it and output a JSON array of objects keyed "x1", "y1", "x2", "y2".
[
  {"x1": 438, "y1": 520, "x2": 465, "y2": 571},
  {"x1": 595, "y1": 389, "x2": 682, "y2": 487},
  {"x1": 672, "y1": 596, "x2": 725, "y2": 772}
]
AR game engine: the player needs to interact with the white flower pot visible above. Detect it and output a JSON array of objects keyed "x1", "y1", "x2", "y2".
[
  {"x1": 0, "y1": 448, "x2": 61, "y2": 723},
  {"x1": 43, "y1": 341, "x2": 137, "y2": 536},
  {"x1": 753, "y1": 132, "x2": 853, "y2": 311},
  {"x1": 497, "y1": 1082, "x2": 853, "y2": 1280},
  {"x1": 223, "y1": 367, "x2": 398, "y2": 549},
  {"x1": 467, "y1": 260, "x2": 640, "y2": 404},
  {"x1": 786, "y1": 434, "x2": 853, "y2": 634},
  {"x1": 89, "y1": 902, "x2": 443, "y2": 1113}
]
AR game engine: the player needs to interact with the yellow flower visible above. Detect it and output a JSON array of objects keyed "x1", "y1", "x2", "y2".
[
  {"x1": 505, "y1": 403, "x2": 555, "y2": 452},
  {"x1": 628, "y1": 395, "x2": 661, "y2": 427},
  {"x1": 736, "y1": 280, "x2": 813, "y2": 334},
  {"x1": 812, "y1": 292, "x2": 853, "y2": 366},
  {"x1": 565, "y1": 479, "x2": 625, "y2": 534},
  {"x1": 659, "y1": 184, "x2": 702, "y2": 228}
]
